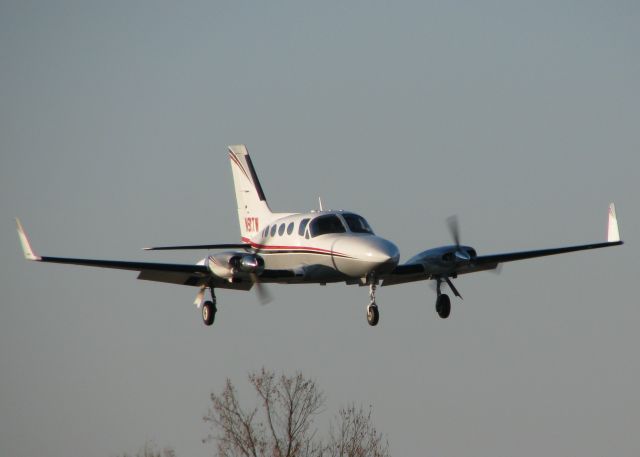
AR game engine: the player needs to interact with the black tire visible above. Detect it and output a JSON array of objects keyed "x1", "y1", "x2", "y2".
[
  {"x1": 367, "y1": 303, "x2": 380, "y2": 326},
  {"x1": 436, "y1": 294, "x2": 451, "y2": 319},
  {"x1": 202, "y1": 300, "x2": 216, "y2": 326}
]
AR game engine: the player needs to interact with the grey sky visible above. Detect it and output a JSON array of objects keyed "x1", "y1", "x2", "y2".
[{"x1": 1, "y1": 1, "x2": 638, "y2": 456}]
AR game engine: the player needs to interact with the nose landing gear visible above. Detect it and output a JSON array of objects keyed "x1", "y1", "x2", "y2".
[
  {"x1": 366, "y1": 279, "x2": 380, "y2": 326},
  {"x1": 367, "y1": 302, "x2": 379, "y2": 326}
]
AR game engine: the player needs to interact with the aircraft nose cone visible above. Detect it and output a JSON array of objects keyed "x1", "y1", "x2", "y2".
[
  {"x1": 332, "y1": 236, "x2": 400, "y2": 277},
  {"x1": 364, "y1": 238, "x2": 400, "y2": 266}
]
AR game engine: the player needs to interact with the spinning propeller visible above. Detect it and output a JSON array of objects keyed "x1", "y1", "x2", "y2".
[
  {"x1": 247, "y1": 237, "x2": 273, "y2": 305},
  {"x1": 446, "y1": 215, "x2": 501, "y2": 274},
  {"x1": 446, "y1": 215, "x2": 471, "y2": 262}
]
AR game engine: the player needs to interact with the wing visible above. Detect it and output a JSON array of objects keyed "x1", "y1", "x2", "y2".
[
  {"x1": 467, "y1": 241, "x2": 622, "y2": 269},
  {"x1": 39, "y1": 255, "x2": 217, "y2": 286},
  {"x1": 15, "y1": 219, "x2": 251, "y2": 290},
  {"x1": 383, "y1": 240, "x2": 623, "y2": 286},
  {"x1": 382, "y1": 203, "x2": 623, "y2": 286}
]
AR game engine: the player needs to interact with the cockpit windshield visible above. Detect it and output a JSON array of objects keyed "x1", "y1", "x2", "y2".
[
  {"x1": 309, "y1": 214, "x2": 346, "y2": 237},
  {"x1": 342, "y1": 213, "x2": 374, "y2": 234}
]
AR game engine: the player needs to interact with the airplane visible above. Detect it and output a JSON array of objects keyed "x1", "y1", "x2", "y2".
[{"x1": 16, "y1": 145, "x2": 623, "y2": 327}]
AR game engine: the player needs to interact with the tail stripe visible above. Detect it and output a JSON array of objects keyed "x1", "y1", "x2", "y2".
[{"x1": 228, "y1": 151, "x2": 251, "y2": 182}]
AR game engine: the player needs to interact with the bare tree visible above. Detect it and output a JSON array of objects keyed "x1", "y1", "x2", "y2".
[
  {"x1": 327, "y1": 405, "x2": 390, "y2": 457},
  {"x1": 204, "y1": 368, "x2": 325, "y2": 457},
  {"x1": 118, "y1": 372, "x2": 390, "y2": 457},
  {"x1": 115, "y1": 441, "x2": 176, "y2": 457}
]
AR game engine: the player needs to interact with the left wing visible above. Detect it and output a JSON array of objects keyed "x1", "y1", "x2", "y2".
[
  {"x1": 464, "y1": 240, "x2": 621, "y2": 270},
  {"x1": 383, "y1": 203, "x2": 623, "y2": 286}
]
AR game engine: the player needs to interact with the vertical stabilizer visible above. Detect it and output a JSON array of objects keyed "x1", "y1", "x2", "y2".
[{"x1": 228, "y1": 145, "x2": 274, "y2": 240}]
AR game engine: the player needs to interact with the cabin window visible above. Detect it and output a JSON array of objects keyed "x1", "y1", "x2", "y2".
[
  {"x1": 342, "y1": 213, "x2": 374, "y2": 234},
  {"x1": 270, "y1": 225, "x2": 277, "y2": 237},
  {"x1": 278, "y1": 223, "x2": 285, "y2": 236},
  {"x1": 287, "y1": 222, "x2": 294, "y2": 235},
  {"x1": 298, "y1": 218, "x2": 310, "y2": 236},
  {"x1": 262, "y1": 227, "x2": 268, "y2": 238},
  {"x1": 309, "y1": 214, "x2": 346, "y2": 237}
]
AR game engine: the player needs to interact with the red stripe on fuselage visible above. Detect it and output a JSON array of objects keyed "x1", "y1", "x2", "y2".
[{"x1": 241, "y1": 237, "x2": 353, "y2": 259}]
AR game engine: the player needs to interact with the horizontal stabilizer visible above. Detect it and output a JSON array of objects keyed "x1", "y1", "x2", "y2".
[{"x1": 143, "y1": 243, "x2": 251, "y2": 251}]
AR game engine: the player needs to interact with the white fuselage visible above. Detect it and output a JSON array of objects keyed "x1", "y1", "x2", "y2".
[{"x1": 238, "y1": 210, "x2": 400, "y2": 283}]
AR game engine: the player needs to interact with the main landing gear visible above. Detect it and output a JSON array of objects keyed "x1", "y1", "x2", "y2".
[
  {"x1": 201, "y1": 288, "x2": 217, "y2": 326},
  {"x1": 435, "y1": 293, "x2": 451, "y2": 319},
  {"x1": 366, "y1": 280, "x2": 379, "y2": 326},
  {"x1": 435, "y1": 277, "x2": 462, "y2": 319}
]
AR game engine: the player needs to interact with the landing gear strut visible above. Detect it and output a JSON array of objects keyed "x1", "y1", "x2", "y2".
[
  {"x1": 366, "y1": 279, "x2": 379, "y2": 326},
  {"x1": 202, "y1": 289, "x2": 217, "y2": 326}
]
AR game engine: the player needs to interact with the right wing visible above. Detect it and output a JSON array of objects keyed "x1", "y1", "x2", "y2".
[{"x1": 15, "y1": 219, "x2": 251, "y2": 290}]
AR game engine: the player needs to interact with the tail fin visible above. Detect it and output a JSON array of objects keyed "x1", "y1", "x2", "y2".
[{"x1": 228, "y1": 145, "x2": 274, "y2": 240}]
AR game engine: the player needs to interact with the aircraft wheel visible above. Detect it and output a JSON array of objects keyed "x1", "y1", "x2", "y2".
[
  {"x1": 367, "y1": 303, "x2": 379, "y2": 326},
  {"x1": 436, "y1": 294, "x2": 451, "y2": 319},
  {"x1": 202, "y1": 300, "x2": 216, "y2": 326}
]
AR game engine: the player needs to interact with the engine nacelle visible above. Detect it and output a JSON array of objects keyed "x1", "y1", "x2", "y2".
[
  {"x1": 207, "y1": 252, "x2": 265, "y2": 279},
  {"x1": 405, "y1": 245, "x2": 477, "y2": 276},
  {"x1": 231, "y1": 254, "x2": 265, "y2": 274},
  {"x1": 439, "y1": 246, "x2": 476, "y2": 263}
]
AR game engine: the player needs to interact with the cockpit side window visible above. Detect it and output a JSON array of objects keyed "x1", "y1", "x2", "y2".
[
  {"x1": 298, "y1": 218, "x2": 310, "y2": 236},
  {"x1": 309, "y1": 215, "x2": 346, "y2": 237},
  {"x1": 342, "y1": 213, "x2": 374, "y2": 234}
]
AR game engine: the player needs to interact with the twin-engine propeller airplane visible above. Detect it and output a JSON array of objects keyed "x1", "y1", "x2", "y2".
[{"x1": 17, "y1": 145, "x2": 623, "y2": 327}]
